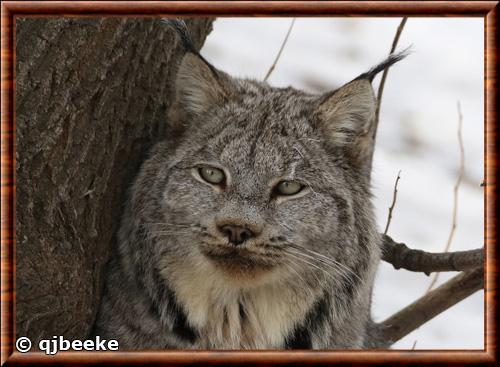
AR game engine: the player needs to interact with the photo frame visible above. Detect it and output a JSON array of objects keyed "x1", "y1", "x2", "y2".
[{"x1": 1, "y1": 1, "x2": 497, "y2": 365}]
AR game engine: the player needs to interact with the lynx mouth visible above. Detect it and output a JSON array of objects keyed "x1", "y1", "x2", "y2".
[{"x1": 200, "y1": 243, "x2": 278, "y2": 275}]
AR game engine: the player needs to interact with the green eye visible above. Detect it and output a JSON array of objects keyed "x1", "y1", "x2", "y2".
[
  {"x1": 199, "y1": 167, "x2": 225, "y2": 185},
  {"x1": 275, "y1": 180, "x2": 303, "y2": 196}
]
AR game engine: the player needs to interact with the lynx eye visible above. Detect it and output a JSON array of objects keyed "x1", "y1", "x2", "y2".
[
  {"x1": 275, "y1": 180, "x2": 303, "y2": 196},
  {"x1": 199, "y1": 167, "x2": 225, "y2": 185}
]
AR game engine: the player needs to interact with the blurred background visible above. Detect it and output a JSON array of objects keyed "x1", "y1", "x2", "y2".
[{"x1": 202, "y1": 18, "x2": 484, "y2": 349}]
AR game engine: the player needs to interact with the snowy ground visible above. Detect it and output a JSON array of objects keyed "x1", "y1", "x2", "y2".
[{"x1": 201, "y1": 18, "x2": 484, "y2": 349}]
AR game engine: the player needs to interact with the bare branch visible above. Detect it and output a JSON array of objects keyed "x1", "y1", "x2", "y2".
[
  {"x1": 373, "y1": 17, "x2": 408, "y2": 138},
  {"x1": 384, "y1": 170, "x2": 401, "y2": 235},
  {"x1": 426, "y1": 101, "x2": 465, "y2": 291},
  {"x1": 381, "y1": 234, "x2": 483, "y2": 274},
  {"x1": 264, "y1": 18, "x2": 296, "y2": 82},
  {"x1": 374, "y1": 267, "x2": 483, "y2": 347}
]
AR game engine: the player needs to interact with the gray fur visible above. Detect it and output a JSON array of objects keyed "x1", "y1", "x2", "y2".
[{"x1": 93, "y1": 23, "x2": 407, "y2": 349}]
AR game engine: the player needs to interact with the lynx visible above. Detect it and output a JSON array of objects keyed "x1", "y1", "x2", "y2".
[{"x1": 93, "y1": 19, "x2": 407, "y2": 349}]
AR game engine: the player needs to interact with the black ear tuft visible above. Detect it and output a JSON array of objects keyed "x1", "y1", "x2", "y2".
[
  {"x1": 354, "y1": 47, "x2": 411, "y2": 82},
  {"x1": 161, "y1": 19, "x2": 197, "y2": 53},
  {"x1": 161, "y1": 18, "x2": 219, "y2": 77}
]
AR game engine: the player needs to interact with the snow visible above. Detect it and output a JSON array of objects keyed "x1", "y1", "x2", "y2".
[{"x1": 201, "y1": 18, "x2": 484, "y2": 349}]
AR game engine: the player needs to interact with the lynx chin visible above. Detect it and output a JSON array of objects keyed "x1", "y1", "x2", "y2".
[{"x1": 93, "y1": 19, "x2": 408, "y2": 349}]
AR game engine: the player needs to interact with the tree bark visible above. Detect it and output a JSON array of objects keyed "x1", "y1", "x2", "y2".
[{"x1": 15, "y1": 17, "x2": 214, "y2": 342}]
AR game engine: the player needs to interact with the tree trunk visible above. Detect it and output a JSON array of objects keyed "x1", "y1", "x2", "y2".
[{"x1": 15, "y1": 17, "x2": 214, "y2": 342}]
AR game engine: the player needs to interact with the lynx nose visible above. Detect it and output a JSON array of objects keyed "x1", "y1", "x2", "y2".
[{"x1": 218, "y1": 224, "x2": 254, "y2": 246}]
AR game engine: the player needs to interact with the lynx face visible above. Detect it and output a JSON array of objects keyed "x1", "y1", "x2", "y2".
[
  {"x1": 157, "y1": 82, "x2": 365, "y2": 288},
  {"x1": 116, "y1": 49, "x2": 384, "y2": 308},
  {"x1": 96, "y1": 28, "x2": 407, "y2": 348}
]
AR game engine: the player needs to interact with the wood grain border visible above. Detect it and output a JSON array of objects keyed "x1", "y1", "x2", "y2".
[{"x1": 1, "y1": 1, "x2": 498, "y2": 365}]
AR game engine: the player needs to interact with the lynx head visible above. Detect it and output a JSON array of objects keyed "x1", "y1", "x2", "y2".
[{"x1": 124, "y1": 21, "x2": 407, "y2": 293}]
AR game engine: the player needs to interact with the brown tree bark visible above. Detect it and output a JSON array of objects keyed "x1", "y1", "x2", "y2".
[{"x1": 15, "y1": 17, "x2": 214, "y2": 342}]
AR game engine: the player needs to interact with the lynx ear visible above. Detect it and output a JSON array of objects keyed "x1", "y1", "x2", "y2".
[
  {"x1": 164, "y1": 18, "x2": 234, "y2": 132},
  {"x1": 315, "y1": 49, "x2": 409, "y2": 171},
  {"x1": 175, "y1": 53, "x2": 230, "y2": 115},
  {"x1": 316, "y1": 79, "x2": 376, "y2": 148}
]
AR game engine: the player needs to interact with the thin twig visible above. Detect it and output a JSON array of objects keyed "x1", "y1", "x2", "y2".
[
  {"x1": 381, "y1": 234, "x2": 483, "y2": 274},
  {"x1": 425, "y1": 101, "x2": 465, "y2": 292},
  {"x1": 263, "y1": 18, "x2": 296, "y2": 82},
  {"x1": 384, "y1": 170, "x2": 402, "y2": 235},
  {"x1": 373, "y1": 17, "x2": 408, "y2": 139},
  {"x1": 373, "y1": 267, "x2": 483, "y2": 347}
]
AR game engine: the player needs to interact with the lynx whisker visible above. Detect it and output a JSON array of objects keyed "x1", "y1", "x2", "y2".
[
  {"x1": 289, "y1": 258, "x2": 322, "y2": 284},
  {"x1": 284, "y1": 251, "x2": 339, "y2": 283},
  {"x1": 144, "y1": 222, "x2": 195, "y2": 229},
  {"x1": 286, "y1": 247, "x2": 349, "y2": 277},
  {"x1": 283, "y1": 259, "x2": 309, "y2": 285},
  {"x1": 288, "y1": 244, "x2": 362, "y2": 283},
  {"x1": 285, "y1": 247, "x2": 356, "y2": 289},
  {"x1": 293, "y1": 145, "x2": 304, "y2": 158}
]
